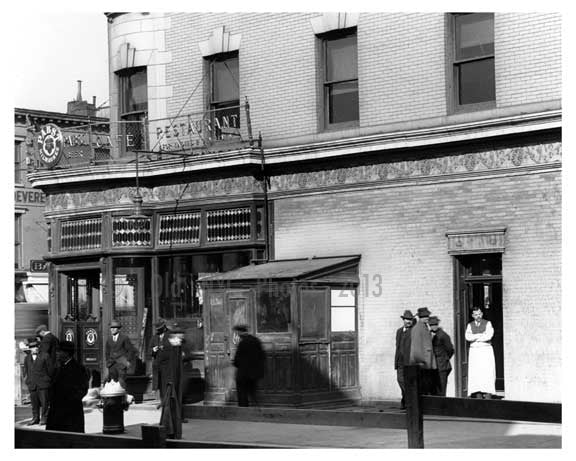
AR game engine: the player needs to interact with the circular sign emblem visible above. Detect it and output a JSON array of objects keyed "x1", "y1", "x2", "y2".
[
  {"x1": 64, "y1": 328, "x2": 75, "y2": 343},
  {"x1": 37, "y1": 123, "x2": 63, "y2": 168},
  {"x1": 85, "y1": 328, "x2": 98, "y2": 346}
]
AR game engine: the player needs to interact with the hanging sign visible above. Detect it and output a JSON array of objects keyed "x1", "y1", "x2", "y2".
[{"x1": 37, "y1": 123, "x2": 64, "y2": 168}]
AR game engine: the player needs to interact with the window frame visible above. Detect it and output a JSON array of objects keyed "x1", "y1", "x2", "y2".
[
  {"x1": 448, "y1": 12, "x2": 496, "y2": 113},
  {"x1": 117, "y1": 66, "x2": 148, "y2": 154},
  {"x1": 14, "y1": 140, "x2": 23, "y2": 185},
  {"x1": 319, "y1": 27, "x2": 359, "y2": 131},
  {"x1": 14, "y1": 213, "x2": 23, "y2": 269},
  {"x1": 206, "y1": 51, "x2": 240, "y2": 140}
]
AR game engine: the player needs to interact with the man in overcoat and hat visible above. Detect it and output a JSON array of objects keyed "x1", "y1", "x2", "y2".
[
  {"x1": 394, "y1": 310, "x2": 414, "y2": 409},
  {"x1": 409, "y1": 307, "x2": 438, "y2": 395},
  {"x1": 23, "y1": 337, "x2": 54, "y2": 425},
  {"x1": 105, "y1": 320, "x2": 136, "y2": 389},
  {"x1": 45, "y1": 341, "x2": 89, "y2": 433},
  {"x1": 429, "y1": 316, "x2": 454, "y2": 396},
  {"x1": 232, "y1": 324, "x2": 266, "y2": 407},
  {"x1": 151, "y1": 318, "x2": 172, "y2": 403},
  {"x1": 35, "y1": 324, "x2": 59, "y2": 369}
]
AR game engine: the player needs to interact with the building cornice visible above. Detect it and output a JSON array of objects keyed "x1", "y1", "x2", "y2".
[{"x1": 27, "y1": 109, "x2": 560, "y2": 189}]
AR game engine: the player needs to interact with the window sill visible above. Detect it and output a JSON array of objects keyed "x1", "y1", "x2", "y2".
[
  {"x1": 451, "y1": 101, "x2": 496, "y2": 115},
  {"x1": 321, "y1": 121, "x2": 360, "y2": 133}
]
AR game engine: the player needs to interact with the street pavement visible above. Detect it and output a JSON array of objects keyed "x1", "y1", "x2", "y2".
[{"x1": 15, "y1": 401, "x2": 562, "y2": 449}]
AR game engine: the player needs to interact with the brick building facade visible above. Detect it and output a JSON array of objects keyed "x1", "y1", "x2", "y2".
[{"x1": 28, "y1": 12, "x2": 561, "y2": 404}]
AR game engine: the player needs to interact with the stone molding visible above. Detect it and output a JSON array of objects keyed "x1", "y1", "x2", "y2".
[
  {"x1": 310, "y1": 13, "x2": 359, "y2": 34},
  {"x1": 199, "y1": 26, "x2": 242, "y2": 57},
  {"x1": 46, "y1": 176, "x2": 262, "y2": 213},
  {"x1": 446, "y1": 228, "x2": 507, "y2": 255},
  {"x1": 268, "y1": 142, "x2": 561, "y2": 194}
]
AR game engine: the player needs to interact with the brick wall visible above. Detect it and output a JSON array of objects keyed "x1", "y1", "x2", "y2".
[
  {"x1": 496, "y1": 13, "x2": 562, "y2": 107},
  {"x1": 273, "y1": 168, "x2": 561, "y2": 402}
]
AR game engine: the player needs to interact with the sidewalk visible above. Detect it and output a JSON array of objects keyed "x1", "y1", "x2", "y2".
[{"x1": 15, "y1": 402, "x2": 562, "y2": 448}]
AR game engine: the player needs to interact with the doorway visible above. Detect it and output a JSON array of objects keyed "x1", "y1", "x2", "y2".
[
  {"x1": 58, "y1": 269, "x2": 102, "y2": 386},
  {"x1": 454, "y1": 253, "x2": 504, "y2": 397}
]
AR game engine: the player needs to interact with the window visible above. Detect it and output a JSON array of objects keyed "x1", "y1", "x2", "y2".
[
  {"x1": 257, "y1": 285, "x2": 291, "y2": 333},
  {"x1": 14, "y1": 214, "x2": 22, "y2": 269},
  {"x1": 208, "y1": 52, "x2": 240, "y2": 140},
  {"x1": 330, "y1": 289, "x2": 356, "y2": 332},
  {"x1": 118, "y1": 67, "x2": 148, "y2": 152},
  {"x1": 14, "y1": 141, "x2": 22, "y2": 184},
  {"x1": 451, "y1": 13, "x2": 495, "y2": 110},
  {"x1": 322, "y1": 28, "x2": 359, "y2": 128}
]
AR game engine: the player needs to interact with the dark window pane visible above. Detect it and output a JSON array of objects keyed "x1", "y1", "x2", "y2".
[
  {"x1": 300, "y1": 289, "x2": 326, "y2": 339},
  {"x1": 458, "y1": 58, "x2": 495, "y2": 105},
  {"x1": 257, "y1": 287, "x2": 290, "y2": 333},
  {"x1": 122, "y1": 69, "x2": 147, "y2": 113},
  {"x1": 455, "y1": 13, "x2": 494, "y2": 60},
  {"x1": 328, "y1": 81, "x2": 359, "y2": 123},
  {"x1": 212, "y1": 56, "x2": 239, "y2": 103},
  {"x1": 326, "y1": 34, "x2": 357, "y2": 82}
]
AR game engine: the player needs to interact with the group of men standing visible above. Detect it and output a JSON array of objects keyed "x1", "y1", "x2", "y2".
[
  {"x1": 22, "y1": 325, "x2": 88, "y2": 432},
  {"x1": 394, "y1": 307, "x2": 454, "y2": 409}
]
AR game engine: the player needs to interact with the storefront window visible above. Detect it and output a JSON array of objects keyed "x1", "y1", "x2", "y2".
[{"x1": 330, "y1": 289, "x2": 356, "y2": 332}]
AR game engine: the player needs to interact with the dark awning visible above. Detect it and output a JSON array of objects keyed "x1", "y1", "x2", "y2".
[{"x1": 199, "y1": 255, "x2": 360, "y2": 283}]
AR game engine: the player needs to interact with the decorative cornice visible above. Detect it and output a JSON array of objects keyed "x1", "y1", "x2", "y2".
[
  {"x1": 268, "y1": 142, "x2": 561, "y2": 195},
  {"x1": 45, "y1": 176, "x2": 263, "y2": 213}
]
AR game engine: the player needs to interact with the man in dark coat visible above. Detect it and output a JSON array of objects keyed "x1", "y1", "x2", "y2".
[
  {"x1": 35, "y1": 324, "x2": 59, "y2": 368},
  {"x1": 409, "y1": 307, "x2": 438, "y2": 395},
  {"x1": 46, "y1": 341, "x2": 89, "y2": 433},
  {"x1": 23, "y1": 337, "x2": 54, "y2": 425},
  {"x1": 151, "y1": 318, "x2": 172, "y2": 403},
  {"x1": 105, "y1": 320, "x2": 136, "y2": 389},
  {"x1": 394, "y1": 310, "x2": 414, "y2": 409},
  {"x1": 232, "y1": 325, "x2": 266, "y2": 407},
  {"x1": 429, "y1": 316, "x2": 454, "y2": 396}
]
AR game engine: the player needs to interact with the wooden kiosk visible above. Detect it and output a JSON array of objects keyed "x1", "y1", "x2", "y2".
[{"x1": 199, "y1": 255, "x2": 361, "y2": 407}]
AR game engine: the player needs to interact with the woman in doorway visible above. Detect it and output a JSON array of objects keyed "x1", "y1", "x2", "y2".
[{"x1": 465, "y1": 306, "x2": 496, "y2": 399}]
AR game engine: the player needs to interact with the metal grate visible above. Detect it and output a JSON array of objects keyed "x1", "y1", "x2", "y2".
[
  {"x1": 206, "y1": 207, "x2": 252, "y2": 242},
  {"x1": 112, "y1": 217, "x2": 152, "y2": 247},
  {"x1": 158, "y1": 212, "x2": 201, "y2": 246},
  {"x1": 60, "y1": 218, "x2": 102, "y2": 251}
]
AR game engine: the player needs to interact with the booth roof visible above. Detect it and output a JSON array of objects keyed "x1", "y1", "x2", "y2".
[{"x1": 198, "y1": 255, "x2": 360, "y2": 282}]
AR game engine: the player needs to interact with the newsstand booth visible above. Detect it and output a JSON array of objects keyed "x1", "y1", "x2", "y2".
[{"x1": 199, "y1": 255, "x2": 361, "y2": 407}]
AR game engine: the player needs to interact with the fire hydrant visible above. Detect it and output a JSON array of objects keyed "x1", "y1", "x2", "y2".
[{"x1": 100, "y1": 383, "x2": 130, "y2": 434}]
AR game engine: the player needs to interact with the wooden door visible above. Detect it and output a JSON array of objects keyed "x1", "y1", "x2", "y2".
[
  {"x1": 204, "y1": 289, "x2": 253, "y2": 404},
  {"x1": 298, "y1": 287, "x2": 330, "y2": 393}
]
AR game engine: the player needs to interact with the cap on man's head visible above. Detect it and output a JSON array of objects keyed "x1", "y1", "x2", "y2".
[
  {"x1": 155, "y1": 319, "x2": 167, "y2": 331},
  {"x1": 168, "y1": 322, "x2": 184, "y2": 334},
  {"x1": 233, "y1": 325, "x2": 248, "y2": 333},
  {"x1": 59, "y1": 341, "x2": 75, "y2": 354},
  {"x1": 400, "y1": 310, "x2": 414, "y2": 320},
  {"x1": 110, "y1": 320, "x2": 122, "y2": 329},
  {"x1": 417, "y1": 307, "x2": 431, "y2": 318},
  {"x1": 27, "y1": 337, "x2": 39, "y2": 348},
  {"x1": 34, "y1": 324, "x2": 48, "y2": 335},
  {"x1": 428, "y1": 316, "x2": 439, "y2": 326}
]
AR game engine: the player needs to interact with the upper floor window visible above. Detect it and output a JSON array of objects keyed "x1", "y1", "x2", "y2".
[
  {"x1": 15, "y1": 213, "x2": 22, "y2": 269},
  {"x1": 14, "y1": 141, "x2": 22, "y2": 184},
  {"x1": 208, "y1": 52, "x2": 240, "y2": 140},
  {"x1": 321, "y1": 28, "x2": 359, "y2": 128},
  {"x1": 451, "y1": 13, "x2": 495, "y2": 111},
  {"x1": 118, "y1": 67, "x2": 148, "y2": 152}
]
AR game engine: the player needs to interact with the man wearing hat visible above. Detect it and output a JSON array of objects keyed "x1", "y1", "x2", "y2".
[
  {"x1": 429, "y1": 316, "x2": 454, "y2": 396},
  {"x1": 151, "y1": 318, "x2": 172, "y2": 402},
  {"x1": 35, "y1": 324, "x2": 59, "y2": 368},
  {"x1": 105, "y1": 320, "x2": 136, "y2": 389},
  {"x1": 23, "y1": 337, "x2": 54, "y2": 425},
  {"x1": 46, "y1": 341, "x2": 89, "y2": 433},
  {"x1": 409, "y1": 307, "x2": 438, "y2": 395},
  {"x1": 395, "y1": 310, "x2": 414, "y2": 409},
  {"x1": 232, "y1": 324, "x2": 266, "y2": 407}
]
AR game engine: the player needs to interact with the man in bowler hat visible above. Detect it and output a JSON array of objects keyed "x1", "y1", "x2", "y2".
[
  {"x1": 151, "y1": 318, "x2": 172, "y2": 403},
  {"x1": 23, "y1": 337, "x2": 54, "y2": 425},
  {"x1": 35, "y1": 324, "x2": 59, "y2": 368},
  {"x1": 409, "y1": 307, "x2": 438, "y2": 395},
  {"x1": 46, "y1": 341, "x2": 89, "y2": 433},
  {"x1": 395, "y1": 310, "x2": 414, "y2": 409},
  {"x1": 105, "y1": 320, "x2": 136, "y2": 389},
  {"x1": 232, "y1": 325, "x2": 266, "y2": 407},
  {"x1": 429, "y1": 316, "x2": 454, "y2": 396}
]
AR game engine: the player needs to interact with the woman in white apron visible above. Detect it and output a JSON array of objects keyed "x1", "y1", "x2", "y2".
[{"x1": 465, "y1": 307, "x2": 496, "y2": 398}]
